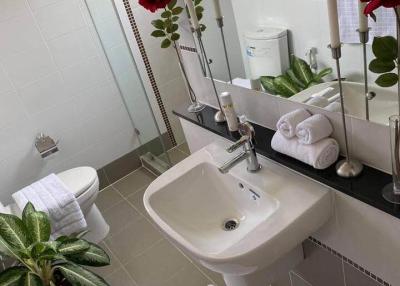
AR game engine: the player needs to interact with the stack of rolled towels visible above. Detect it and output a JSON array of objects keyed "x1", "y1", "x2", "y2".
[{"x1": 272, "y1": 109, "x2": 339, "y2": 170}]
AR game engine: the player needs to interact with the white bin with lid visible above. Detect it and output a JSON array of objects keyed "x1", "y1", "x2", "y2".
[{"x1": 245, "y1": 27, "x2": 290, "y2": 80}]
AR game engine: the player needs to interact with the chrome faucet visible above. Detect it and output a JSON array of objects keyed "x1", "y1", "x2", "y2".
[{"x1": 219, "y1": 116, "x2": 261, "y2": 174}]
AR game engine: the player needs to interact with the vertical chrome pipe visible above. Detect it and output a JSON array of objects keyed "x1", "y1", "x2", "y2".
[
  {"x1": 216, "y1": 17, "x2": 233, "y2": 84},
  {"x1": 358, "y1": 29, "x2": 370, "y2": 121}
]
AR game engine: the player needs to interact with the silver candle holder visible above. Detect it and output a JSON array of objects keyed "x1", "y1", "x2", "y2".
[
  {"x1": 358, "y1": 28, "x2": 372, "y2": 121},
  {"x1": 195, "y1": 28, "x2": 226, "y2": 123},
  {"x1": 330, "y1": 45, "x2": 363, "y2": 178},
  {"x1": 216, "y1": 17, "x2": 233, "y2": 84}
]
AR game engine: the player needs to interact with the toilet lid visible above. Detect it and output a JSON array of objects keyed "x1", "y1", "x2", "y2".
[{"x1": 57, "y1": 167, "x2": 97, "y2": 197}]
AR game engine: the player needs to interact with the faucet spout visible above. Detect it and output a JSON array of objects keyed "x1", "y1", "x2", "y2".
[{"x1": 218, "y1": 151, "x2": 249, "y2": 174}]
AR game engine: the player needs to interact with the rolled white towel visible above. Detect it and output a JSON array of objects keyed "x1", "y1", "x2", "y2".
[
  {"x1": 296, "y1": 114, "x2": 333, "y2": 145},
  {"x1": 324, "y1": 101, "x2": 347, "y2": 113},
  {"x1": 271, "y1": 131, "x2": 339, "y2": 170},
  {"x1": 307, "y1": 96, "x2": 329, "y2": 107},
  {"x1": 276, "y1": 109, "x2": 311, "y2": 139}
]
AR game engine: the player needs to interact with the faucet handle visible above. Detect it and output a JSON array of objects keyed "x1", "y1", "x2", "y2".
[{"x1": 226, "y1": 136, "x2": 249, "y2": 153}]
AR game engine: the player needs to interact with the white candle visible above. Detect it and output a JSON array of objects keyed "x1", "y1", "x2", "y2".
[
  {"x1": 185, "y1": 0, "x2": 200, "y2": 30},
  {"x1": 358, "y1": 1, "x2": 368, "y2": 32},
  {"x1": 213, "y1": 0, "x2": 222, "y2": 19},
  {"x1": 327, "y1": 0, "x2": 341, "y2": 48}
]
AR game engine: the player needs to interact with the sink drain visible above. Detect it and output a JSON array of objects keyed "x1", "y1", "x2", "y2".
[{"x1": 223, "y1": 219, "x2": 239, "y2": 231}]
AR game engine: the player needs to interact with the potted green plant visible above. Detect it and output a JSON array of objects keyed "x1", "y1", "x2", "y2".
[{"x1": 0, "y1": 203, "x2": 110, "y2": 286}]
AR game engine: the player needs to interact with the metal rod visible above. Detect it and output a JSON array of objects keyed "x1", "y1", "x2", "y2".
[
  {"x1": 173, "y1": 42, "x2": 196, "y2": 103},
  {"x1": 196, "y1": 29, "x2": 225, "y2": 114},
  {"x1": 331, "y1": 46, "x2": 351, "y2": 163},
  {"x1": 397, "y1": 16, "x2": 400, "y2": 116},
  {"x1": 358, "y1": 29, "x2": 370, "y2": 121},
  {"x1": 217, "y1": 17, "x2": 233, "y2": 84}
]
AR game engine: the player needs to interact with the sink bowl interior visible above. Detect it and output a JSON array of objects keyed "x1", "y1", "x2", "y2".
[{"x1": 148, "y1": 162, "x2": 279, "y2": 254}]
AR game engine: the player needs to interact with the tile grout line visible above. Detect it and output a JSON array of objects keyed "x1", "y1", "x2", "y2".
[{"x1": 289, "y1": 271, "x2": 313, "y2": 286}]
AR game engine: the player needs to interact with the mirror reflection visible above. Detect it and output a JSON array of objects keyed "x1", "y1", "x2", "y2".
[{"x1": 195, "y1": 0, "x2": 399, "y2": 125}]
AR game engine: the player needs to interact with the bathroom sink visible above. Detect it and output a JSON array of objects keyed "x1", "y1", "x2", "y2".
[{"x1": 144, "y1": 141, "x2": 332, "y2": 285}]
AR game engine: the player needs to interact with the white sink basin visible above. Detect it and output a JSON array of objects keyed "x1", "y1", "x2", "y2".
[{"x1": 144, "y1": 141, "x2": 332, "y2": 286}]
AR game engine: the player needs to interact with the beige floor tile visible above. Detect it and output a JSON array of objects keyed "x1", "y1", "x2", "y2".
[
  {"x1": 164, "y1": 263, "x2": 213, "y2": 286},
  {"x1": 105, "y1": 218, "x2": 163, "y2": 264},
  {"x1": 124, "y1": 240, "x2": 190, "y2": 286},
  {"x1": 103, "y1": 201, "x2": 142, "y2": 236},
  {"x1": 126, "y1": 186, "x2": 149, "y2": 218},
  {"x1": 96, "y1": 186, "x2": 124, "y2": 212},
  {"x1": 177, "y1": 142, "x2": 190, "y2": 155},
  {"x1": 193, "y1": 262, "x2": 226, "y2": 286},
  {"x1": 113, "y1": 168, "x2": 156, "y2": 197},
  {"x1": 105, "y1": 268, "x2": 137, "y2": 286},
  {"x1": 88, "y1": 242, "x2": 122, "y2": 278}
]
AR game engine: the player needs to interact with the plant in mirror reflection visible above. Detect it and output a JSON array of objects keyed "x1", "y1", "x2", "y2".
[
  {"x1": 0, "y1": 203, "x2": 110, "y2": 286},
  {"x1": 361, "y1": 0, "x2": 400, "y2": 87},
  {"x1": 260, "y1": 55, "x2": 332, "y2": 98}
]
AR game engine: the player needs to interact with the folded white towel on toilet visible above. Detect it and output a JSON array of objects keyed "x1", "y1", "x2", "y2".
[
  {"x1": 12, "y1": 174, "x2": 87, "y2": 238},
  {"x1": 324, "y1": 101, "x2": 347, "y2": 113},
  {"x1": 276, "y1": 109, "x2": 311, "y2": 139},
  {"x1": 307, "y1": 96, "x2": 330, "y2": 108},
  {"x1": 271, "y1": 131, "x2": 339, "y2": 169},
  {"x1": 296, "y1": 114, "x2": 333, "y2": 145}
]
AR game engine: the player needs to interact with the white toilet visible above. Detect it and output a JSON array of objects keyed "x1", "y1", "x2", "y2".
[{"x1": 1, "y1": 167, "x2": 109, "y2": 243}]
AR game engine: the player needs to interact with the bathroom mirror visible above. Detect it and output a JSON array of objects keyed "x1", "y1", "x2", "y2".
[{"x1": 185, "y1": 0, "x2": 399, "y2": 126}]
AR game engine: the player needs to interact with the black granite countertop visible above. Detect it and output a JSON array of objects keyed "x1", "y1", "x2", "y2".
[{"x1": 173, "y1": 105, "x2": 400, "y2": 219}]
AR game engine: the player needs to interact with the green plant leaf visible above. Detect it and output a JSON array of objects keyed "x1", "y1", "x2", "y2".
[
  {"x1": 292, "y1": 56, "x2": 314, "y2": 85},
  {"x1": 161, "y1": 10, "x2": 171, "y2": 18},
  {"x1": 166, "y1": 23, "x2": 178, "y2": 33},
  {"x1": 314, "y1": 68, "x2": 333, "y2": 82},
  {"x1": 194, "y1": 0, "x2": 202, "y2": 5},
  {"x1": 24, "y1": 211, "x2": 51, "y2": 243},
  {"x1": 260, "y1": 76, "x2": 277, "y2": 94},
  {"x1": 57, "y1": 263, "x2": 109, "y2": 286},
  {"x1": 372, "y1": 36, "x2": 397, "y2": 61},
  {"x1": 375, "y1": 73, "x2": 399, "y2": 87},
  {"x1": 58, "y1": 239, "x2": 90, "y2": 256},
  {"x1": 171, "y1": 16, "x2": 179, "y2": 22},
  {"x1": 22, "y1": 203, "x2": 35, "y2": 224},
  {"x1": 161, "y1": 38, "x2": 171, "y2": 48},
  {"x1": 167, "y1": 0, "x2": 177, "y2": 9},
  {"x1": 0, "y1": 214, "x2": 29, "y2": 251},
  {"x1": 19, "y1": 272, "x2": 43, "y2": 286},
  {"x1": 151, "y1": 30, "x2": 166, "y2": 38},
  {"x1": 200, "y1": 24, "x2": 206, "y2": 32},
  {"x1": 151, "y1": 19, "x2": 164, "y2": 30},
  {"x1": 30, "y1": 242, "x2": 58, "y2": 260},
  {"x1": 66, "y1": 242, "x2": 110, "y2": 267},
  {"x1": 171, "y1": 33, "x2": 180, "y2": 41},
  {"x1": 369, "y1": 59, "x2": 396, "y2": 74},
  {"x1": 286, "y1": 69, "x2": 306, "y2": 89},
  {"x1": 197, "y1": 12, "x2": 203, "y2": 21},
  {"x1": 0, "y1": 266, "x2": 27, "y2": 286},
  {"x1": 172, "y1": 7, "x2": 183, "y2": 15},
  {"x1": 0, "y1": 236, "x2": 26, "y2": 260},
  {"x1": 195, "y1": 6, "x2": 204, "y2": 13},
  {"x1": 273, "y1": 75, "x2": 301, "y2": 98}
]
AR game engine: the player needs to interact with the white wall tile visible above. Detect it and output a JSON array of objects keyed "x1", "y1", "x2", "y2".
[
  {"x1": 2, "y1": 44, "x2": 56, "y2": 88},
  {"x1": 18, "y1": 73, "x2": 71, "y2": 114},
  {"x1": 0, "y1": 90, "x2": 27, "y2": 130},
  {"x1": 34, "y1": 0, "x2": 86, "y2": 40},
  {"x1": 48, "y1": 27, "x2": 98, "y2": 68},
  {"x1": 95, "y1": 18, "x2": 125, "y2": 50},
  {"x1": 0, "y1": 65, "x2": 13, "y2": 94},
  {"x1": 0, "y1": 0, "x2": 29, "y2": 22},
  {"x1": 61, "y1": 57, "x2": 110, "y2": 93},
  {"x1": 0, "y1": 15, "x2": 43, "y2": 57},
  {"x1": 106, "y1": 44, "x2": 136, "y2": 76},
  {"x1": 27, "y1": 0, "x2": 62, "y2": 11}
]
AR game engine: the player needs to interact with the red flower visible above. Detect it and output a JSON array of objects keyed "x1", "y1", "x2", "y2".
[
  {"x1": 139, "y1": 0, "x2": 172, "y2": 12},
  {"x1": 361, "y1": 0, "x2": 400, "y2": 16}
]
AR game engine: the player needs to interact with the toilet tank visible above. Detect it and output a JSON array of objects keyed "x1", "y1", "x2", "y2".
[{"x1": 244, "y1": 27, "x2": 290, "y2": 79}]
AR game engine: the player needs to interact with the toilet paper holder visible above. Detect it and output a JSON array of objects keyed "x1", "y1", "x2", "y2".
[{"x1": 35, "y1": 133, "x2": 59, "y2": 158}]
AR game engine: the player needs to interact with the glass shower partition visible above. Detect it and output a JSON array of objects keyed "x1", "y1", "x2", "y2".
[{"x1": 83, "y1": 0, "x2": 171, "y2": 173}]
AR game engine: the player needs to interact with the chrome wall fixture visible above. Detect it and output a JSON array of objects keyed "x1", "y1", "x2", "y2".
[
  {"x1": 35, "y1": 133, "x2": 59, "y2": 158},
  {"x1": 330, "y1": 45, "x2": 363, "y2": 178}
]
